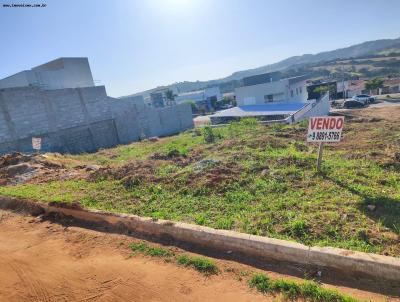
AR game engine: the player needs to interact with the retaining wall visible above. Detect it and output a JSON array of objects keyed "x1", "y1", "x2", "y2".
[{"x1": 1, "y1": 196, "x2": 398, "y2": 281}]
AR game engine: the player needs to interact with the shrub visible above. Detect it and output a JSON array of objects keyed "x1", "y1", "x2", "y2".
[
  {"x1": 203, "y1": 126, "x2": 215, "y2": 143},
  {"x1": 177, "y1": 255, "x2": 218, "y2": 275}
]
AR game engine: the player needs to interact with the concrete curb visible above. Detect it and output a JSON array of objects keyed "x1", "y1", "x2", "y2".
[{"x1": 1, "y1": 196, "x2": 399, "y2": 281}]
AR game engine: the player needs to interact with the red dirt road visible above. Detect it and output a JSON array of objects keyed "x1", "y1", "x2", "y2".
[
  {"x1": 0, "y1": 210, "x2": 268, "y2": 302},
  {"x1": 0, "y1": 210, "x2": 398, "y2": 302}
]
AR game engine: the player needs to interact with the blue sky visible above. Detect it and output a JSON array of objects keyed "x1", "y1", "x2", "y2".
[{"x1": 1, "y1": 0, "x2": 399, "y2": 97}]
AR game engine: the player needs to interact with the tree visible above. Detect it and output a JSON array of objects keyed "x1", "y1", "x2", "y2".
[
  {"x1": 312, "y1": 85, "x2": 331, "y2": 99},
  {"x1": 165, "y1": 89, "x2": 175, "y2": 101},
  {"x1": 365, "y1": 77, "x2": 384, "y2": 94},
  {"x1": 209, "y1": 96, "x2": 218, "y2": 110},
  {"x1": 313, "y1": 85, "x2": 330, "y2": 95},
  {"x1": 183, "y1": 100, "x2": 197, "y2": 113}
]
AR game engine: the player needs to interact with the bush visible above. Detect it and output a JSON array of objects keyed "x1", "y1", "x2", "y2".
[
  {"x1": 166, "y1": 145, "x2": 188, "y2": 157},
  {"x1": 203, "y1": 126, "x2": 215, "y2": 143}
]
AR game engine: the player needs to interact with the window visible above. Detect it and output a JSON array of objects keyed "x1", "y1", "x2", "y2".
[
  {"x1": 264, "y1": 94, "x2": 273, "y2": 102},
  {"x1": 300, "y1": 87, "x2": 302, "y2": 94},
  {"x1": 296, "y1": 88, "x2": 298, "y2": 95},
  {"x1": 290, "y1": 90, "x2": 294, "y2": 97}
]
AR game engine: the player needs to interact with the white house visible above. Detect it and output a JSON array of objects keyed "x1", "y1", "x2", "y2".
[
  {"x1": 175, "y1": 87, "x2": 222, "y2": 104},
  {"x1": 235, "y1": 73, "x2": 308, "y2": 106},
  {"x1": 336, "y1": 80, "x2": 365, "y2": 98},
  {"x1": 0, "y1": 57, "x2": 95, "y2": 90}
]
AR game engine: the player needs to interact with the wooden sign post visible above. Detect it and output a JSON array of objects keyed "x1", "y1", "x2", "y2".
[{"x1": 307, "y1": 116, "x2": 344, "y2": 172}]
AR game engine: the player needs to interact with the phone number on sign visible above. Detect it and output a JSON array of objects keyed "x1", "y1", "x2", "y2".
[{"x1": 308, "y1": 131, "x2": 341, "y2": 141}]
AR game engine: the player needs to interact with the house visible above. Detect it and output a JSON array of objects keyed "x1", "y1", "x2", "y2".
[
  {"x1": 149, "y1": 87, "x2": 180, "y2": 108},
  {"x1": 210, "y1": 94, "x2": 330, "y2": 125},
  {"x1": 336, "y1": 80, "x2": 366, "y2": 98},
  {"x1": 382, "y1": 78, "x2": 400, "y2": 94},
  {"x1": 307, "y1": 81, "x2": 337, "y2": 100},
  {"x1": 175, "y1": 87, "x2": 222, "y2": 110},
  {"x1": 234, "y1": 73, "x2": 308, "y2": 105},
  {"x1": 0, "y1": 57, "x2": 94, "y2": 90},
  {"x1": 211, "y1": 73, "x2": 330, "y2": 125},
  {"x1": 150, "y1": 89, "x2": 167, "y2": 108}
]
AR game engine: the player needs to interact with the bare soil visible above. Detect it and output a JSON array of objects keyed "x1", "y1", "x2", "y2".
[
  {"x1": 0, "y1": 209, "x2": 398, "y2": 302},
  {"x1": 0, "y1": 209, "x2": 267, "y2": 302},
  {"x1": 0, "y1": 152, "x2": 86, "y2": 185}
]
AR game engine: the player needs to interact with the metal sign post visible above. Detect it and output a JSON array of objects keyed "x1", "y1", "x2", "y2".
[
  {"x1": 316, "y1": 142, "x2": 324, "y2": 172},
  {"x1": 307, "y1": 116, "x2": 344, "y2": 172}
]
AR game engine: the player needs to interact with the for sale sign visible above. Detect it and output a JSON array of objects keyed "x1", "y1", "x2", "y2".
[
  {"x1": 307, "y1": 116, "x2": 344, "y2": 142},
  {"x1": 32, "y1": 137, "x2": 42, "y2": 150}
]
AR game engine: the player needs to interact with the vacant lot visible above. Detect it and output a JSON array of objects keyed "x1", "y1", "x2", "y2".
[
  {"x1": 0, "y1": 106, "x2": 399, "y2": 256},
  {"x1": 1, "y1": 210, "x2": 397, "y2": 302}
]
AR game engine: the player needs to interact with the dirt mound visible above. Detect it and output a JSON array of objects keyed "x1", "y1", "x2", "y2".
[
  {"x1": 0, "y1": 152, "x2": 83, "y2": 185},
  {"x1": 187, "y1": 162, "x2": 244, "y2": 193},
  {"x1": 88, "y1": 161, "x2": 164, "y2": 188},
  {"x1": 149, "y1": 149, "x2": 203, "y2": 167}
]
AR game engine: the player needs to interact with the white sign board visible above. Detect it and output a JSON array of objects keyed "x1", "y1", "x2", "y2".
[
  {"x1": 32, "y1": 137, "x2": 42, "y2": 150},
  {"x1": 307, "y1": 116, "x2": 344, "y2": 143}
]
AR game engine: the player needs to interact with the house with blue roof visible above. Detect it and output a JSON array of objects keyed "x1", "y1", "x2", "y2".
[{"x1": 210, "y1": 72, "x2": 330, "y2": 124}]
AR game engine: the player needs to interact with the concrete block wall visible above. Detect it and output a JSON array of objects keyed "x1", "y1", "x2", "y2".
[
  {"x1": 0, "y1": 86, "x2": 193, "y2": 155},
  {"x1": 112, "y1": 101, "x2": 194, "y2": 141}
]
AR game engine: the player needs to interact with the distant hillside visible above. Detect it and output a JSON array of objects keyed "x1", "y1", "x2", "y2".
[
  {"x1": 223, "y1": 37, "x2": 400, "y2": 82},
  {"x1": 121, "y1": 37, "x2": 400, "y2": 98}
]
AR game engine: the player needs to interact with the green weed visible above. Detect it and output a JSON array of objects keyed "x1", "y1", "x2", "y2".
[
  {"x1": 129, "y1": 242, "x2": 173, "y2": 257},
  {"x1": 249, "y1": 273, "x2": 357, "y2": 302},
  {"x1": 177, "y1": 254, "x2": 219, "y2": 275}
]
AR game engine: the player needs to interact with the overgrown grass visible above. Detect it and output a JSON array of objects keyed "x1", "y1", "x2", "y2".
[
  {"x1": 249, "y1": 273, "x2": 357, "y2": 302},
  {"x1": 177, "y1": 254, "x2": 219, "y2": 275},
  {"x1": 1, "y1": 117, "x2": 399, "y2": 256}
]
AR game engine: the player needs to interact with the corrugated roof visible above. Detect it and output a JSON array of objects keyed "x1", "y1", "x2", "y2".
[{"x1": 211, "y1": 103, "x2": 306, "y2": 117}]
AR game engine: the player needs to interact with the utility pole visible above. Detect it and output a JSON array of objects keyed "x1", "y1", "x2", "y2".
[{"x1": 342, "y1": 66, "x2": 346, "y2": 102}]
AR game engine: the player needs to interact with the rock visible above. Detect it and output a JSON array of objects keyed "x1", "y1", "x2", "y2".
[
  {"x1": 85, "y1": 165, "x2": 101, "y2": 171},
  {"x1": 367, "y1": 204, "x2": 376, "y2": 211},
  {"x1": 394, "y1": 152, "x2": 400, "y2": 162},
  {"x1": 193, "y1": 159, "x2": 220, "y2": 172},
  {"x1": 260, "y1": 168, "x2": 269, "y2": 176},
  {"x1": 5, "y1": 163, "x2": 35, "y2": 177},
  {"x1": 148, "y1": 137, "x2": 159, "y2": 142}
]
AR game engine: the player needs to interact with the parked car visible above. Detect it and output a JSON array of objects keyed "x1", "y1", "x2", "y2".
[
  {"x1": 343, "y1": 99, "x2": 366, "y2": 108},
  {"x1": 351, "y1": 94, "x2": 376, "y2": 104}
]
